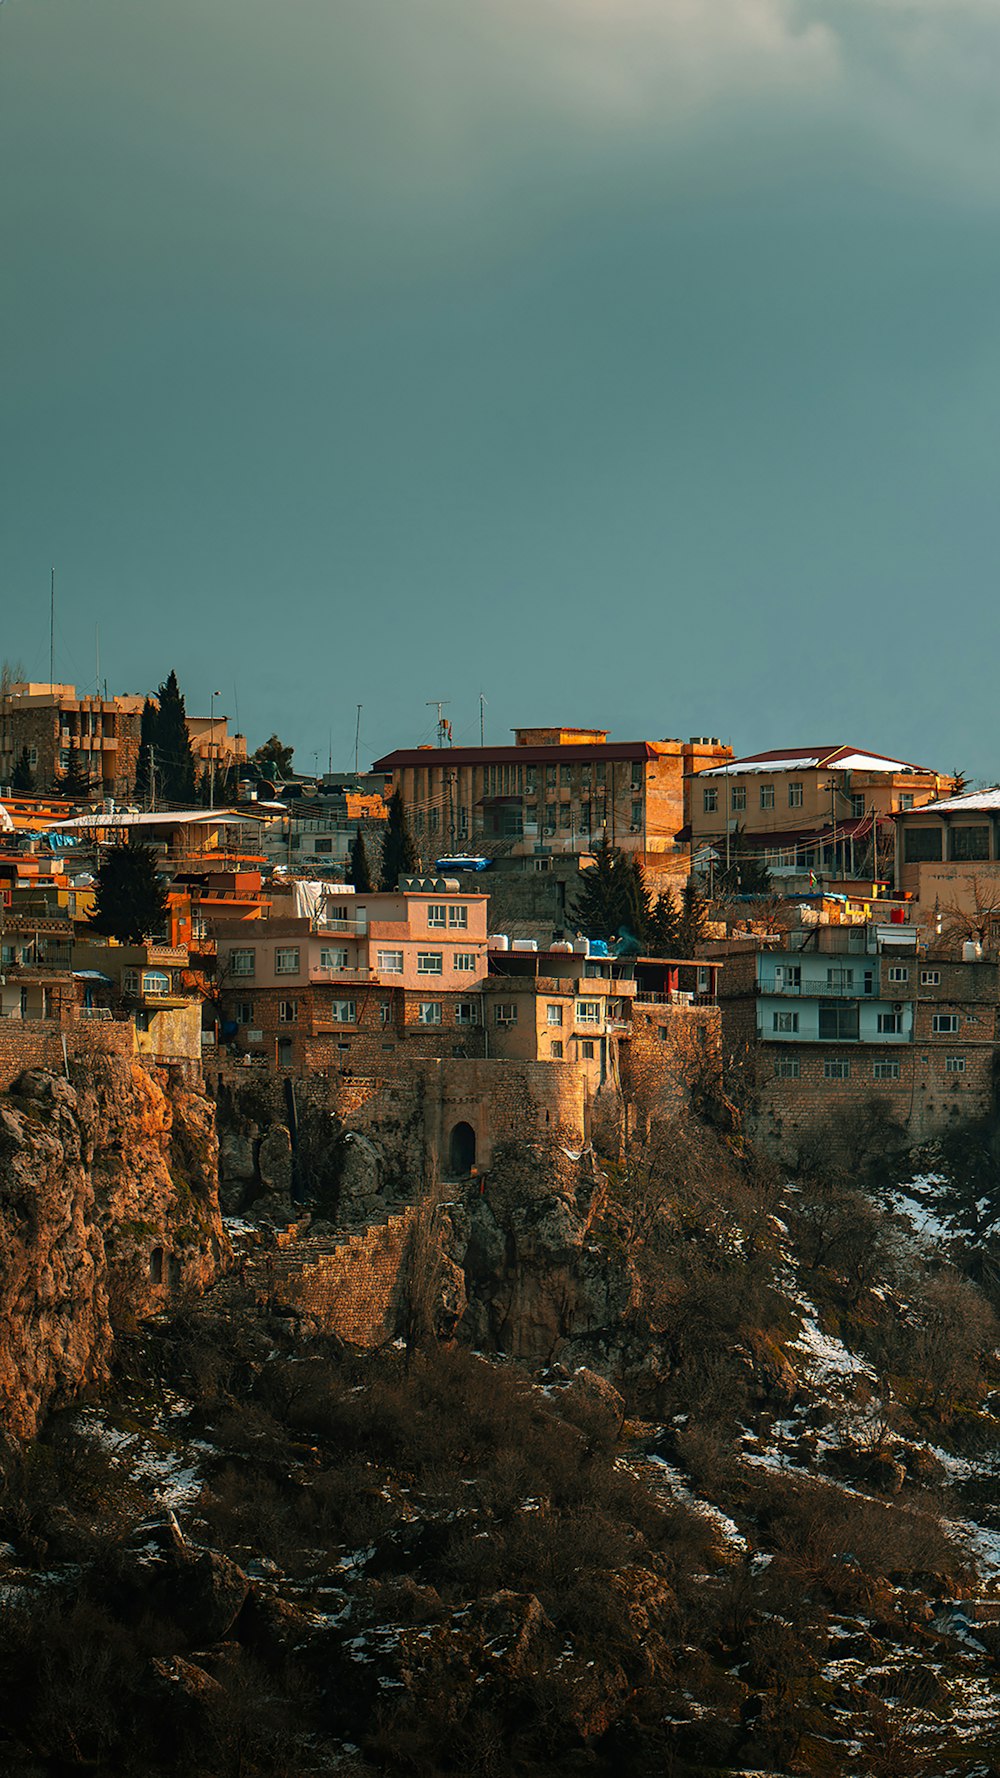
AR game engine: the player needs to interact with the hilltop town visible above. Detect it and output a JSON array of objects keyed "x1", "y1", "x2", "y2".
[{"x1": 0, "y1": 673, "x2": 995, "y2": 1172}]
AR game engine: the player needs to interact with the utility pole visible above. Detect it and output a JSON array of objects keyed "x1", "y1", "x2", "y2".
[
  {"x1": 427, "y1": 701, "x2": 451, "y2": 748},
  {"x1": 209, "y1": 690, "x2": 221, "y2": 809},
  {"x1": 49, "y1": 568, "x2": 55, "y2": 692},
  {"x1": 479, "y1": 694, "x2": 486, "y2": 747},
  {"x1": 355, "y1": 705, "x2": 362, "y2": 776}
]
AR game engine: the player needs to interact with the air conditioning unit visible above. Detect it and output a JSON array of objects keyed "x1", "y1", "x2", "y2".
[{"x1": 893, "y1": 1001, "x2": 903, "y2": 1013}]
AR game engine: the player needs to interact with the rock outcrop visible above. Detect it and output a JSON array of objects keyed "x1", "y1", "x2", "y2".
[{"x1": 0, "y1": 1059, "x2": 229, "y2": 1438}]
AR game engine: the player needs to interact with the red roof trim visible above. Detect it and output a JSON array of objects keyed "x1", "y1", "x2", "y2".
[{"x1": 372, "y1": 742, "x2": 662, "y2": 770}]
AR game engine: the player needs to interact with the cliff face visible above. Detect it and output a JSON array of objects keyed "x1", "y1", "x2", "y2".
[{"x1": 0, "y1": 1059, "x2": 229, "y2": 1438}]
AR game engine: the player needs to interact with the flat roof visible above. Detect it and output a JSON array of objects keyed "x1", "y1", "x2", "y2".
[{"x1": 695, "y1": 745, "x2": 938, "y2": 778}]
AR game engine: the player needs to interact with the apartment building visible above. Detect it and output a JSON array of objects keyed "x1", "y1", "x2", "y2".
[
  {"x1": 371, "y1": 728, "x2": 731, "y2": 868},
  {"x1": 894, "y1": 788, "x2": 1000, "y2": 917},
  {"x1": 743, "y1": 922, "x2": 998, "y2": 1152},
  {"x1": 215, "y1": 877, "x2": 490, "y2": 1071},
  {"x1": 688, "y1": 745, "x2": 953, "y2": 884}
]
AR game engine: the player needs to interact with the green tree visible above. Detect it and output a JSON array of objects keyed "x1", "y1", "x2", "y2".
[
  {"x1": 88, "y1": 842, "x2": 168, "y2": 944},
  {"x1": 251, "y1": 734, "x2": 294, "y2": 781},
  {"x1": 646, "y1": 888, "x2": 681, "y2": 957},
  {"x1": 133, "y1": 697, "x2": 158, "y2": 804},
  {"x1": 572, "y1": 835, "x2": 649, "y2": 944},
  {"x1": 676, "y1": 881, "x2": 709, "y2": 957},
  {"x1": 156, "y1": 670, "x2": 197, "y2": 803},
  {"x1": 60, "y1": 740, "x2": 94, "y2": 801},
  {"x1": 379, "y1": 788, "x2": 418, "y2": 890},
  {"x1": 348, "y1": 824, "x2": 373, "y2": 892},
  {"x1": 10, "y1": 747, "x2": 34, "y2": 794}
]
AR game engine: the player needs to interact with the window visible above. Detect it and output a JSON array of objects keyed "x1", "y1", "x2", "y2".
[
  {"x1": 774, "y1": 964, "x2": 801, "y2": 990},
  {"x1": 377, "y1": 949, "x2": 404, "y2": 973},
  {"x1": 951, "y1": 826, "x2": 990, "y2": 862},
  {"x1": 560, "y1": 764, "x2": 573, "y2": 787},
  {"x1": 453, "y1": 953, "x2": 477, "y2": 972},
  {"x1": 429, "y1": 809, "x2": 439, "y2": 833},
  {"x1": 379, "y1": 1002, "x2": 392, "y2": 1025},
  {"x1": 493, "y1": 1003, "x2": 517, "y2": 1023},
  {"x1": 703, "y1": 787, "x2": 718, "y2": 813},
  {"x1": 447, "y1": 905, "x2": 468, "y2": 929},
  {"x1": 873, "y1": 1060, "x2": 900, "y2": 1080},
  {"x1": 877, "y1": 1012, "x2": 902, "y2": 1034},
  {"x1": 921, "y1": 969, "x2": 941, "y2": 986},
  {"x1": 818, "y1": 1003, "x2": 860, "y2": 1040},
  {"x1": 580, "y1": 1039, "x2": 595, "y2": 1059},
  {"x1": 827, "y1": 967, "x2": 854, "y2": 989},
  {"x1": 595, "y1": 760, "x2": 606, "y2": 785},
  {"x1": 275, "y1": 947, "x2": 300, "y2": 975},
  {"x1": 545, "y1": 764, "x2": 556, "y2": 788},
  {"x1": 824, "y1": 1059, "x2": 851, "y2": 1080},
  {"x1": 760, "y1": 784, "x2": 775, "y2": 809},
  {"x1": 904, "y1": 827, "x2": 942, "y2": 863},
  {"x1": 142, "y1": 970, "x2": 170, "y2": 996},
  {"x1": 230, "y1": 948, "x2": 255, "y2": 977},
  {"x1": 631, "y1": 801, "x2": 643, "y2": 828},
  {"x1": 235, "y1": 1001, "x2": 254, "y2": 1025},
  {"x1": 427, "y1": 904, "x2": 446, "y2": 928},
  {"x1": 788, "y1": 782, "x2": 803, "y2": 808},
  {"x1": 772, "y1": 1011, "x2": 799, "y2": 1033},
  {"x1": 279, "y1": 1000, "x2": 298, "y2": 1022},
  {"x1": 945, "y1": 1055, "x2": 966, "y2": 1073},
  {"x1": 559, "y1": 805, "x2": 572, "y2": 829},
  {"x1": 887, "y1": 966, "x2": 909, "y2": 983},
  {"x1": 319, "y1": 947, "x2": 348, "y2": 970},
  {"x1": 455, "y1": 1002, "x2": 479, "y2": 1025},
  {"x1": 313, "y1": 837, "x2": 333, "y2": 855},
  {"x1": 123, "y1": 968, "x2": 140, "y2": 995},
  {"x1": 850, "y1": 795, "x2": 866, "y2": 819},
  {"x1": 331, "y1": 999, "x2": 356, "y2": 1023},
  {"x1": 546, "y1": 1004, "x2": 564, "y2": 1026},
  {"x1": 417, "y1": 952, "x2": 443, "y2": 975},
  {"x1": 418, "y1": 1001, "x2": 442, "y2": 1024},
  {"x1": 774, "y1": 1057, "x2": 800, "y2": 1079},
  {"x1": 550, "y1": 1039, "x2": 563, "y2": 1058},
  {"x1": 932, "y1": 1013, "x2": 959, "y2": 1034},
  {"x1": 576, "y1": 1000, "x2": 602, "y2": 1025},
  {"x1": 731, "y1": 784, "x2": 746, "y2": 811},
  {"x1": 898, "y1": 793, "x2": 914, "y2": 811},
  {"x1": 27, "y1": 746, "x2": 37, "y2": 768},
  {"x1": 544, "y1": 803, "x2": 557, "y2": 832},
  {"x1": 525, "y1": 766, "x2": 536, "y2": 792}
]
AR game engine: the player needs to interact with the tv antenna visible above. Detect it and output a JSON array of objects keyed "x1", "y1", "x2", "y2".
[{"x1": 427, "y1": 700, "x2": 452, "y2": 747}]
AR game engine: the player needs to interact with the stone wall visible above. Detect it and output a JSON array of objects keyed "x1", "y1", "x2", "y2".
[
  {"x1": 0, "y1": 1019, "x2": 135, "y2": 1092},
  {"x1": 275, "y1": 1209, "x2": 418, "y2": 1343}
]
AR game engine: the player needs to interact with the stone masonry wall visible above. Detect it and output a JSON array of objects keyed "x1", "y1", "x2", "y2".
[
  {"x1": 0, "y1": 1020, "x2": 135, "y2": 1092},
  {"x1": 274, "y1": 1209, "x2": 418, "y2": 1343}
]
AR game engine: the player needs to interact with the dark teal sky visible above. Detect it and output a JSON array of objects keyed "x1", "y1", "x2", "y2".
[{"x1": 3, "y1": 0, "x2": 999, "y2": 776}]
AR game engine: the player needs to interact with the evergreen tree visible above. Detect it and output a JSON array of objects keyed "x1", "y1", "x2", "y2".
[
  {"x1": 646, "y1": 888, "x2": 681, "y2": 957},
  {"x1": 61, "y1": 740, "x2": 94, "y2": 801},
  {"x1": 571, "y1": 835, "x2": 649, "y2": 944},
  {"x1": 379, "y1": 788, "x2": 418, "y2": 890},
  {"x1": 676, "y1": 881, "x2": 709, "y2": 957},
  {"x1": 156, "y1": 670, "x2": 197, "y2": 803},
  {"x1": 250, "y1": 734, "x2": 294, "y2": 781},
  {"x1": 10, "y1": 747, "x2": 34, "y2": 794},
  {"x1": 133, "y1": 697, "x2": 158, "y2": 804},
  {"x1": 88, "y1": 841, "x2": 168, "y2": 944},
  {"x1": 348, "y1": 824, "x2": 373, "y2": 892}
]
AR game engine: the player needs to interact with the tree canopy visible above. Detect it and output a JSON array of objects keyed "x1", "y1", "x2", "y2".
[
  {"x1": 251, "y1": 734, "x2": 294, "y2": 781},
  {"x1": 88, "y1": 841, "x2": 168, "y2": 945},
  {"x1": 379, "y1": 788, "x2": 418, "y2": 890},
  {"x1": 11, "y1": 747, "x2": 34, "y2": 795},
  {"x1": 60, "y1": 740, "x2": 94, "y2": 802},
  {"x1": 155, "y1": 670, "x2": 197, "y2": 803},
  {"x1": 571, "y1": 837, "x2": 649, "y2": 945},
  {"x1": 348, "y1": 824, "x2": 373, "y2": 893}
]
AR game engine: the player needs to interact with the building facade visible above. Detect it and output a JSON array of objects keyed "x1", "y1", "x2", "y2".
[{"x1": 371, "y1": 728, "x2": 731, "y2": 869}]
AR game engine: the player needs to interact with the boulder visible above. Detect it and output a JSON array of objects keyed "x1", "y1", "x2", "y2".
[{"x1": 258, "y1": 1124, "x2": 293, "y2": 1196}]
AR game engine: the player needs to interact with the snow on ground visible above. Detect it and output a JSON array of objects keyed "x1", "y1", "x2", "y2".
[
  {"x1": 636, "y1": 1452, "x2": 748, "y2": 1553},
  {"x1": 72, "y1": 1408, "x2": 204, "y2": 1507},
  {"x1": 792, "y1": 1318, "x2": 877, "y2": 1390}
]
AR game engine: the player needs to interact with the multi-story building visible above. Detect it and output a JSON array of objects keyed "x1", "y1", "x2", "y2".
[
  {"x1": 260, "y1": 788, "x2": 388, "y2": 876},
  {"x1": 0, "y1": 683, "x2": 246, "y2": 800},
  {"x1": 687, "y1": 745, "x2": 954, "y2": 886},
  {"x1": 731, "y1": 921, "x2": 998, "y2": 1153},
  {"x1": 215, "y1": 877, "x2": 490, "y2": 1071},
  {"x1": 371, "y1": 728, "x2": 731, "y2": 869},
  {"x1": 894, "y1": 788, "x2": 1000, "y2": 919}
]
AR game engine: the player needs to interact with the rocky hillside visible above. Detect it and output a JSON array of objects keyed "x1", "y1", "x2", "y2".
[
  {"x1": 0, "y1": 1060, "x2": 229, "y2": 1438},
  {"x1": 1, "y1": 1091, "x2": 999, "y2": 1775}
]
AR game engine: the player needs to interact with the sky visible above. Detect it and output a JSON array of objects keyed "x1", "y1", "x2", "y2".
[{"x1": 3, "y1": 0, "x2": 1000, "y2": 778}]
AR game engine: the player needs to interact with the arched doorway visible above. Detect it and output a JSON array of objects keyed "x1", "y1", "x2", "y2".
[{"x1": 448, "y1": 1121, "x2": 477, "y2": 1177}]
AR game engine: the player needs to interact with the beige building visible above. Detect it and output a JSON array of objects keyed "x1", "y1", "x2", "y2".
[
  {"x1": 688, "y1": 745, "x2": 953, "y2": 885},
  {"x1": 0, "y1": 682, "x2": 246, "y2": 799},
  {"x1": 371, "y1": 727, "x2": 731, "y2": 867}
]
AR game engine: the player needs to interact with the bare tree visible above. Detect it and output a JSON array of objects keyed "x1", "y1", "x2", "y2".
[{"x1": 934, "y1": 872, "x2": 1000, "y2": 953}]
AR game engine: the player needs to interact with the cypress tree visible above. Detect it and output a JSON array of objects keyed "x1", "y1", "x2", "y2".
[
  {"x1": 348, "y1": 824, "x2": 373, "y2": 893},
  {"x1": 646, "y1": 888, "x2": 681, "y2": 957},
  {"x1": 11, "y1": 747, "x2": 34, "y2": 794},
  {"x1": 156, "y1": 670, "x2": 197, "y2": 803},
  {"x1": 572, "y1": 835, "x2": 630, "y2": 942},
  {"x1": 89, "y1": 841, "x2": 168, "y2": 944},
  {"x1": 676, "y1": 881, "x2": 709, "y2": 957},
  {"x1": 61, "y1": 740, "x2": 94, "y2": 801},
  {"x1": 134, "y1": 697, "x2": 158, "y2": 804},
  {"x1": 379, "y1": 788, "x2": 418, "y2": 890}
]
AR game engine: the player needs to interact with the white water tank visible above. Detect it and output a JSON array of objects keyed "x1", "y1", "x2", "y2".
[
  {"x1": 963, "y1": 939, "x2": 983, "y2": 962},
  {"x1": 512, "y1": 939, "x2": 538, "y2": 952},
  {"x1": 490, "y1": 933, "x2": 510, "y2": 951}
]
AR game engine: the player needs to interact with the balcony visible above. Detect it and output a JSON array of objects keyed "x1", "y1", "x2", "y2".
[
  {"x1": 634, "y1": 991, "x2": 717, "y2": 1008},
  {"x1": 762, "y1": 980, "x2": 877, "y2": 999},
  {"x1": 308, "y1": 966, "x2": 379, "y2": 983}
]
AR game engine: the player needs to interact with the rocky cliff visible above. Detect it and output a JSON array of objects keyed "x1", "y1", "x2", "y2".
[{"x1": 0, "y1": 1059, "x2": 229, "y2": 1438}]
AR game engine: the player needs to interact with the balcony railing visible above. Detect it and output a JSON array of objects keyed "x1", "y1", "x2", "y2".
[
  {"x1": 761, "y1": 980, "x2": 878, "y2": 999},
  {"x1": 634, "y1": 991, "x2": 717, "y2": 1007}
]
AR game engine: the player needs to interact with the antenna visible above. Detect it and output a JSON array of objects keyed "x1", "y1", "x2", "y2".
[
  {"x1": 355, "y1": 704, "x2": 362, "y2": 775},
  {"x1": 49, "y1": 567, "x2": 55, "y2": 691},
  {"x1": 479, "y1": 693, "x2": 487, "y2": 747},
  {"x1": 427, "y1": 700, "x2": 452, "y2": 747},
  {"x1": 95, "y1": 625, "x2": 101, "y2": 698}
]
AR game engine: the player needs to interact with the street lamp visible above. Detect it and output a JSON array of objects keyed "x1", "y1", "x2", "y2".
[{"x1": 209, "y1": 690, "x2": 222, "y2": 809}]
